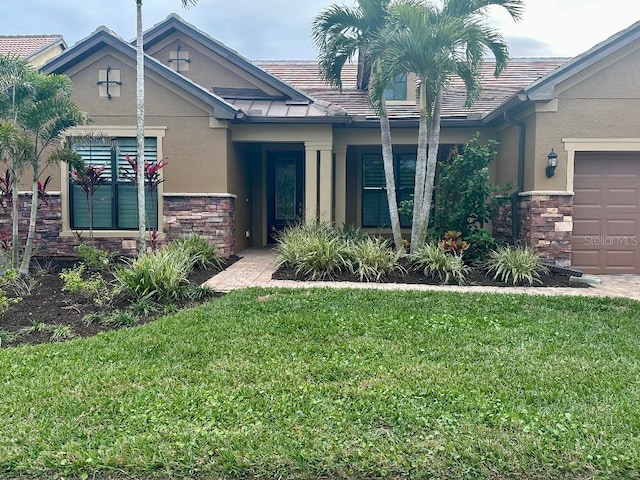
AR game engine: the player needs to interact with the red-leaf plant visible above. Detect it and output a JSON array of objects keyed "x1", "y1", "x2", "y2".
[
  {"x1": 70, "y1": 164, "x2": 108, "y2": 239},
  {"x1": 0, "y1": 169, "x2": 13, "y2": 208},
  {"x1": 37, "y1": 175, "x2": 53, "y2": 207},
  {"x1": 124, "y1": 154, "x2": 168, "y2": 192}
]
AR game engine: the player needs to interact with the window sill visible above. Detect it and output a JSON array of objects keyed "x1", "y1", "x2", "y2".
[{"x1": 60, "y1": 230, "x2": 163, "y2": 239}]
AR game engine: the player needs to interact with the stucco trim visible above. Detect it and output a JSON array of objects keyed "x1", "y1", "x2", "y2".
[
  {"x1": 162, "y1": 193, "x2": 237, "y2": 198},
  {"x1": 518, "y1": 191, "x2": 574, "y2": 197},
  {"x1": 562, "y1": 137, "x2": 640, "y2": 192},
  {"x1": 66, "y1": 126, "x2": 167, "y2": 137}
]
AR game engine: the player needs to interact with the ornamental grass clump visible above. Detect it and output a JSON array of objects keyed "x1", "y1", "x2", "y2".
[
  {"x1": 352, "y1": 237, "x2": 406, "y2": 282},
  {"x1": 114, "y1": 247, "x2": 196, "y2": 303},
  {"x1": 487, "y1": 246, "x2": 549, "y2": 285},
  {"x1": 409, "y1": 243, "x2": 469, "y2": 285},
  {"x1": 167, "y1": 234, "x2": 224, "y2": 270},
  {"x1": 275, "y1": 222, "x2": 352, "y2": 280}
]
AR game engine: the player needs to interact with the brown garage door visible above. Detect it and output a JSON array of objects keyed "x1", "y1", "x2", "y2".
[{"x1": 572, "y1": 152, "x2": 640, "y2": 274}]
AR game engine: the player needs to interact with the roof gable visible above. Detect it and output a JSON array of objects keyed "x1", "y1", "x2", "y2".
[
  {"x1": 140, "y1": 14, "x2": 313, "y2": 103},
  {"x1": 40, "y1": 27, "x2": 241, "y2": 120},
  {"x1": 525, "y1": 20, "x2": 640, "y2": 101}
]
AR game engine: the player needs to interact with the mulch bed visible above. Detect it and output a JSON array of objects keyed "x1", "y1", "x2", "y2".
[
  {"x1": 0, "y1": 256, "x2": 237, "y2": 348},
  {"x1": 272, "y1": 259, "x2": 587, "y2": 288}
]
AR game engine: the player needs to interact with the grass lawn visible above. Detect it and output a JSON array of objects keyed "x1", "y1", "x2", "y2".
[{"x1": 1, "y1": 288, "x2": 640, "y2": 479}]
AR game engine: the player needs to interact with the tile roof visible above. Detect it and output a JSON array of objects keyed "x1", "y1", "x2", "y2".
[
  {"x1": 0, "y1": 35, "x2": 64, "y2": 59},
  {"x1": 256, "y1": 58, "x2": 569, "y2": 120}
]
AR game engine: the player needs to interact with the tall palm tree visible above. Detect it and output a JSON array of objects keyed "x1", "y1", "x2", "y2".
[
  {"x1": 135, "y1": 0, "x2": 197, "y2": 255},
  {"x1": 371, "y1": 0, "x2": 523, "y2": 251},
  {"x1": 312, "y1": 0, "x2": 405, "y2": 253}
]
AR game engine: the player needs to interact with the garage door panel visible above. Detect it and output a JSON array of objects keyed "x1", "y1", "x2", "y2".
[
  {"x1": 573, "y1": 188, "x2": 602, "y2": 207},
  {"x1": 607, "y1": 189, "x2": 638, "y2": 208},
  {"x1": 572, "y1": 219, "x2": 600, "y2": 236},
  {"x1": 607, "y1": 219, "x2": 637, "y2": 236},
  {"x1": 572, "y1": 152, "x2": 640, "y2": 274}
]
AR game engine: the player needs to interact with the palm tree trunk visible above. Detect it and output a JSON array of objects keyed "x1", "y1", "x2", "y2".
[
  {"x1": 410, "y1": 81, "x2": 430, "y2": 251},
  {"x1": 136, "y1": 0, "x2": 147, "y2": 255},
  {"x1": 379, "y1": 101, "x2": 404, "y2": 253},
  {"x1": 417, "y1": 89, "x2": 443, "y2": 244},
  {"x1": 19, "y1": 174, "x2": 39, "y2": 274},
  {"x1": 11, "y1": 171, "x2": 19, "y2": 268}
]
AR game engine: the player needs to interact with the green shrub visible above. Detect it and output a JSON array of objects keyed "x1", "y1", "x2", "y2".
[
  {"x1": 465, "y1": 230, "x2": 499, "y2": 264},
  {"x1": 167, "y1": 235, "x2": 224, "y2": 270},
  {"x1": 100, "y1": 310, "x2": 138, "y2": 328},
  {"x1": 410, "y1": 243, "x2": 469, "y2": 285},
  {"x1": 339, "y1": 224, "x2": 369, "y2": 243},
  {"x1": 75, "y1": 244, "x2": 114, "y2": 271},
  {"x1": 114, "y1": 247, "x2": 196, "y2": 303},
  {"x1": 1, "y1": 268, "x2": 37, "y2": 297},
  {"x1": 0, "y1": 287, "x2": 20, "y2": 316},
  {"x1": 59, "y1": 265, "x2": 113, "y2": 307},
  {"x1": 487, "y1": 246, "x2": 549, "y2": 285},
  {"x1": 352, "y1": 237, "x2": 406, "y2": 282}
]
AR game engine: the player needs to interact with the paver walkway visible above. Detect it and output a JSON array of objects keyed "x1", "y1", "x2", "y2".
[{"x1": 204, "y1": 247, "x2": 640, "y2": 301}]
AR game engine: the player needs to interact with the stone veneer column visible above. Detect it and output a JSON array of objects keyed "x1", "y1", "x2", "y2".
[
  {"x1": 162, "y1": 194, "x2": 236, "y2": 256},
  {"x1": 517, "y1": 192, "x2": 574, "y2": 267}
]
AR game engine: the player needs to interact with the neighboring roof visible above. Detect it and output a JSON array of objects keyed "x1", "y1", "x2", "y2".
[
  {"x1": 257, "y1": 59, "x2": 567, "y2": 122},
  {"x1": 140, "y1": 14, "x2": 313, "y2": 104},
  {"x1": 0, "y1": 34, "x2": 66, "y2": 61},
  {"x1": 40, "y1": 26, "x2": 241, "y2": 120}
]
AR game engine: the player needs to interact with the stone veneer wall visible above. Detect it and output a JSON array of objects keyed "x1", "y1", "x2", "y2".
[
  {"x1": 0, "y1": 193, "x2": 235, "y2": 258},
  {"x1": 163, "y1": 194, "x2": 235, "y2": 257},
  {"x1": 493, "y1": 193, "x2": 574, "y2": 267}
]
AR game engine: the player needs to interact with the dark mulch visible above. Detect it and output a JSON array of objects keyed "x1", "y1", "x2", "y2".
[
  {"x1": 0, "y1": 256, "x2": 237, "y2": 348},
  {"x1": 272, "y1": 259, "x2": 588, "y2": 288}
]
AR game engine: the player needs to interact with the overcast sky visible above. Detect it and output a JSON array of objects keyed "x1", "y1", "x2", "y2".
[{"x1": 2, "y1": 0, "x2": 640, "y2": 60}]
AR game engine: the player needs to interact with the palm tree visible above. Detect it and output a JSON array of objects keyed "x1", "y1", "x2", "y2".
[
  {"x1": 312, "y1": 0, "x2": 405, "y2": 253},
  {"x1": 0, "y1": 59, "x2": 86, "y2": 273},
  {"x1": 135, "y1": 0, "x2": 197, "y2": 256},
  {"x1": 371, "y1": 0, "x2": 523, "y2": 252},
  {"x1": 18, "y1": 73, "x2": 87, "y2": 273},
  {"x1": 0, "y1": 54, "x2": 32, "y2": 268}
]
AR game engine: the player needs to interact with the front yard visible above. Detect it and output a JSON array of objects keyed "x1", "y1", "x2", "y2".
[{"x1": 1, "y1": 288, "x2": 639, "y2": 479}]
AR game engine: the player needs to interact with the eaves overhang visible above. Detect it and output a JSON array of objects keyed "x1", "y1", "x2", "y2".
[{"x1": 41, "y1": 27, "x2": 241, "y2": 121}]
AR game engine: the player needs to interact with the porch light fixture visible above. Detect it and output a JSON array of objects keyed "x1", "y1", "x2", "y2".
[{"x1": 546, "y1": 148, "x2": 558, "y2": 178}]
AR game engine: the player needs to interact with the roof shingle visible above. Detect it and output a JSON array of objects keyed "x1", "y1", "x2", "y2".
[
  {"x1": 0, "y1": 35, "x2": 64, "y2": 59},
  {"x1": 256, "y1": 58, "x2": 568, "y2": 120}
]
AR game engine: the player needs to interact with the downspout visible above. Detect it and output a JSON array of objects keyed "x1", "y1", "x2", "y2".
[{"x1": 504, "y1": 112, "x2": 525, "y2": 244}]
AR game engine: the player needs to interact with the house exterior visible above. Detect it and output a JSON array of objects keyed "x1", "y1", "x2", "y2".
[
  {"x1": 0, "y1": 34, "x2": 66, "y2": 68},
  {"x1": 3, "y1": 14, "x2": 640, "y2": 274}
]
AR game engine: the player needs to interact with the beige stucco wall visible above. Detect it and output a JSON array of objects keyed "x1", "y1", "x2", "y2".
[
  {"x1": 29, "y1": 44, "x2": 65, "y2": 69},
  {"x1": 145, "y1": 33, "x2": 281, "y2": 96},
  {"x1": 56, "y1": 47, "x2": 229, "y2": 194},
  {"x1": 531, "y1": 40, "x2": 640, "y2": 191}
]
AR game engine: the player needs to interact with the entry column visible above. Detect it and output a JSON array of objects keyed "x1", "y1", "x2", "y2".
[{"x1": 304, "y1": 141, "x2": 334, "y2": 223}]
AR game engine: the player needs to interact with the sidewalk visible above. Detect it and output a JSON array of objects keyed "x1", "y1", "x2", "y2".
[{"x1": 204, "y1": 247, "x2": 640, "y2": 301}]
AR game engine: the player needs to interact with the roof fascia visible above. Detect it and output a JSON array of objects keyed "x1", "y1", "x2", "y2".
[
  {"x1": 41, "y1": 28, "x2": 240, "y2": 120},
  {"x1": 139, "y1": 15, "x2": 313, "y2": 103},
  {"x1": 25, "y1": 37, "x2": 67, "y2": 62}
]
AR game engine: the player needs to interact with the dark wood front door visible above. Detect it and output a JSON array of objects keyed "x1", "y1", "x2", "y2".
[{"x1": 267, "y1": 151, "x2": 304, "y2": 244}]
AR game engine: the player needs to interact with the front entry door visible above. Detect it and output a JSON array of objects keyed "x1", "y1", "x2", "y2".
[{"x1": 267, "y1": 151, "x2": 304, "y2": 244}]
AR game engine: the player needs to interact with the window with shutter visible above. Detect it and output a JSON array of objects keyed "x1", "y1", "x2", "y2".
[{"x1": 69, "y1": 137, "x2": 159, "y2": 230}]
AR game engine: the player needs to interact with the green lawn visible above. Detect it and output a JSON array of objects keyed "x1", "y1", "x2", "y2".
[{"x1": 2, "y1": 289, "x2": 640, "y2": 479}]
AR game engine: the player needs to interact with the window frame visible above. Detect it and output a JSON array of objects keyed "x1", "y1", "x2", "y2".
[
  {"x1": 383, "y1": 73, "x2": 408, "y2": 101},
  {"x1": 361, "y1": 152, "x2": 415, "y2": 228},
  {"x1": 60, "y1": 126, "x2": 166, "y2": 239}
]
